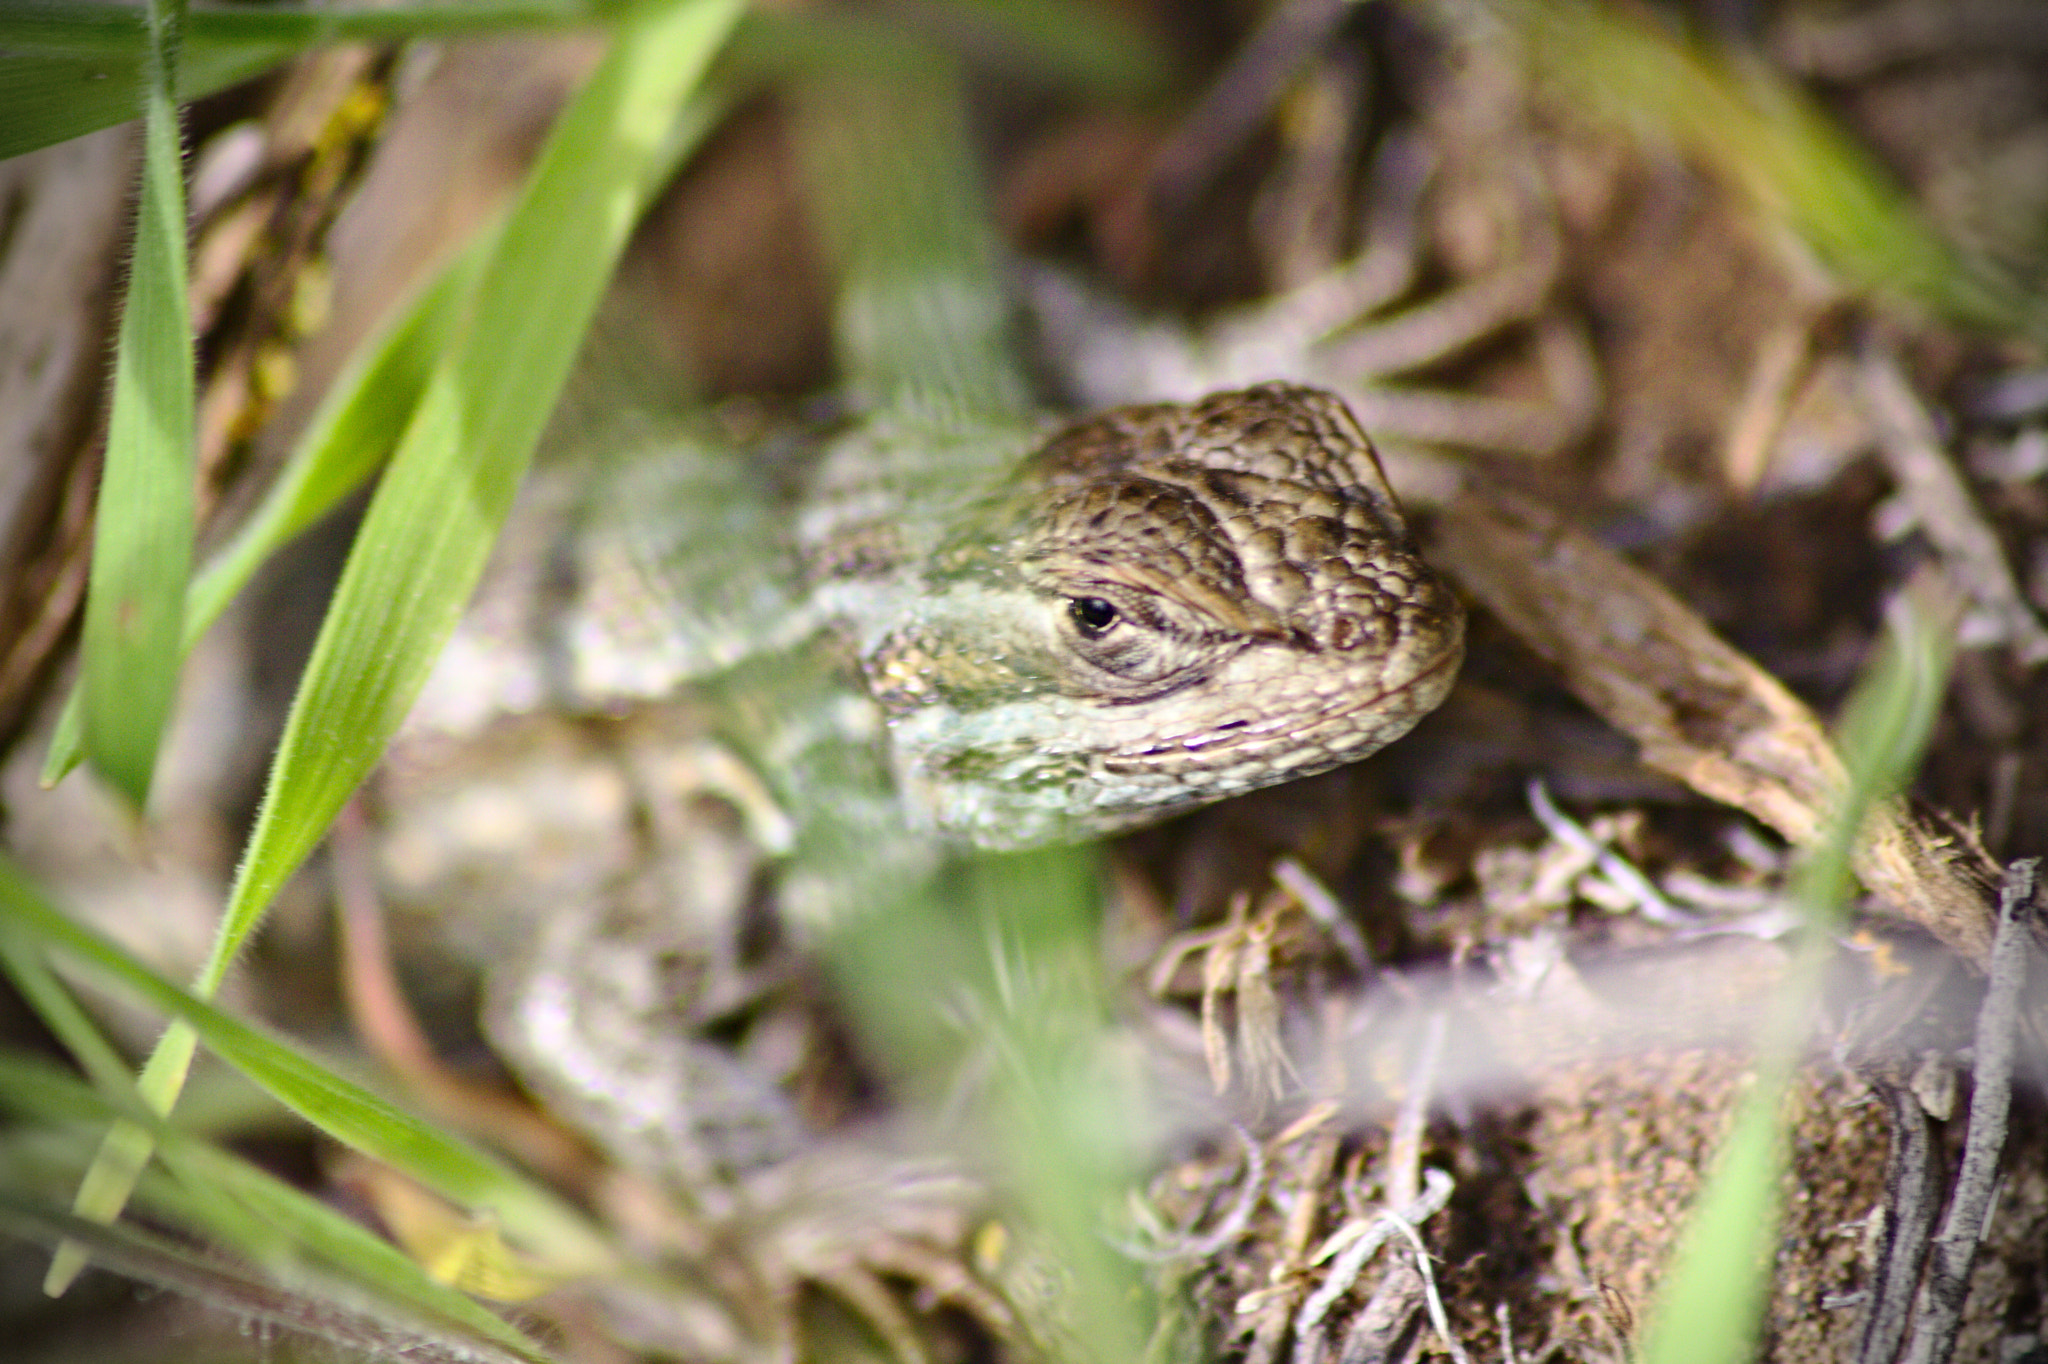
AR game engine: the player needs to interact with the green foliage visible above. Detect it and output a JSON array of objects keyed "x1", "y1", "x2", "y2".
[
  {"x1": 0, "y1": 857, "x2": 588, "y2": 1358},
  {"x1": 1484, "y1": 0, "x2": 2047, "y2": 342},
  {"x1": 3, "y1": 0, "x2": 1175, "y2": 1347},
  {"x1": 44, "y1": 232, "x2": 485, "y2": 785},
  {"x1": 0, "y1": 0, "x2": 1198, "y2": 1356},
  {"x1": 0, "y1": 0, "x2": 1164, "y2": 161},
  {"x1": 78, "y1": 0, "x2": 195, "y2": 807},
  {"x1": 0, "y1": 2, "x2": 611, "y2": 159},
  {"x1": 39, "y1": 0, "x2": 747, "y2": 1304}
]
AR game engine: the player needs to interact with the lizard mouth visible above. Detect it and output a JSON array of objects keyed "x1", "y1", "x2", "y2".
[
  {"x1": 1367, "y1": 639, "x2": 1463, "y2": 712},
  {"x1": 1315, "y1": 634, "x2": 1466, "y2": 748},
  {"x1": 1115, "y1": 632, "x2": 1465, "y2": 768}
]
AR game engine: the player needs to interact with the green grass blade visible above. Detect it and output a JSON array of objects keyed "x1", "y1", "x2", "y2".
[
  {"x1": 0, "y1": 42, "x2": 292, "y2": 160},
  {"x1": 791, "y1": 55, "x2": 1030, "y2": 420},
  {"x1": 0, "y1": 1052, "x2": 143, "y2": 1125},
  {"x1": 1638, "y1": 1058, "x2": 1793, "y2": 1364},
  {"x1": 1641, "y1": 584, "x2": 1955, "y2": 1363},
  {"x1": 47, "y1": 0, "x2": 197, "y2": 1283},
  {"x1": 0, "y1": 1186, "x2": 549, "y2": 1364},
  {"x1": 0, "y1": 1, "x2": 615, "y2": 161},
  {"x1": 157, "y1": 1142, "x2": 557, "y2": 1357},
  {"x1": 0, "y1": 0, "x2": 605, "y2": 53},
  {"x1": 932, "y1": 0, "x2": 1168, "y2": 92},
  {"x1": 43, "y1": 82, "x2": 723, "y2": 788},
  {"x1": 0, "y1": 0, "x2": 1163, "y2": 163},
  {"x1": 0, "y1": 938, "x2": 140, "y2": 1102},
  {"x1": 184, "y1": 245, "x2": 483, "y2": 637},
  {"x1": 0, "y1": 1054, "x2": 551, "y2": 1357},
  {"x1": 78, "y1": 0, "x2": 195, "y2": 808},
  {"x1": 0, "y1": 855, "x2": 616, "y2": 1280},
  {"x1": 720, "y1": 3, "x2": 1166, "y2": 95},
  {"x1": 208, "y1": 0, "x2": 740, "y2": 958},
  {"x1": 43, "y1": 232, "x2": 488, "y2": 787},
  {"x1": 50, "y1": 0, "x2": 743, "y2": 1290},
  {"x1": 45, "y1": 1033, "x2": 199, "y2": 1293}
]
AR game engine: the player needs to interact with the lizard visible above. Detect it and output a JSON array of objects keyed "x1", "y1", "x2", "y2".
[
  {"x1": 407, "y1": 377, "x2": 1463, "y2": 924},
  {"x1": 386, "y1": 74, "x2": 1483, "y2": 1067},
  {"x1": 389, "y1": 374, "x2": 1466, "y2": 1352},
  {"x1": 391, "y1": 375, "x2": 1463, "y2": 1215}
]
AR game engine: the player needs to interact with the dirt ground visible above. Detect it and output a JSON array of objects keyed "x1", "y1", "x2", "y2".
[{"x1": 4, "y1": 2, "x2": 2048, "y2": 1362}]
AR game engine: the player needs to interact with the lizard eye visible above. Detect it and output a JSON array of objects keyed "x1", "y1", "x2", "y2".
[{"x1": 1067, "y1": 596, "x2": 1120, "y2": 638}]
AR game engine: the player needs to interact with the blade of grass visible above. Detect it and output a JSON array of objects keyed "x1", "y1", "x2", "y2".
[
  {"x1": 0, "y1": 1053, "x2": 552, "y2": 1356},
  {"x1": 721, "y1": 1, "x2": 1167, "y2": 95},
  {"x1": 791, "y1": 54, "x2": 1029, "y2": 420},
  {"x1": 79, "y1": 0, "x2": 195, "y2": 808},
  {"x1": 43, "y1": 76, "x2": 726, "y2": 787},
  {"x1": 0, "y1": 0, "x2": 1159, "y2": 162},
  {"x1": 0, "y1": 42, "x2": 293, "y2": 160},
  {"x1": 0, "y1": 940, "x2": 140, "y2": 1101},
  {"x1": 0, "y1": 0, "x2": 605, "y2": 53},
  {"x1": 791, "y1": 54, "x2": 1150, "y2": 1358},
  {"x1": 0, "y1": 1, "x2": 610, "y2": 160},
  {"x1": 49, "y1": 0, "x2": 746, "y2": 1294},
  {"x1": 0, "y1": 1186, "x2": 548, "y2": 1364},
  {"x1": 932, "y1": 0, "x2": 1168, "y2": 92},
  {"x1": 210, "y1": 0, "x2": 738, "y2": 939},
  {"x1": 159, "y1": 1146, "x2": 559, "y2": 1350},
  {"x1": 1640, "y1": 579, "x2": 1956, "y2": 1364},
  {"x1": 0, "y1": 855, "x2": 615, "y2": 1279},
  {"x1": 43, "y1": 230, "x2": 489, "y2": 786}
]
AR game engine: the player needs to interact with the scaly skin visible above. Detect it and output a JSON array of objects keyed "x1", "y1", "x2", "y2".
[{"x1": 826, "y1": 383, "x2": 1464, "y2": 848}]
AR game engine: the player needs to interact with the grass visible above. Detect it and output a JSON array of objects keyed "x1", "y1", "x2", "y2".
[
  {"x1": 77, "y1": 0, "x2": 195, "y2": 810},
  {"x1": 1483, "y1": 0, "x2": 2045, "y2": 343},
  {"x1": 24, "y1": 0, "x2": 748, "y2": 1322}
]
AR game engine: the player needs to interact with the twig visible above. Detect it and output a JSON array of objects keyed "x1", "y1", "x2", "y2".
[
  {"x1": 1274, "y1": 856, "x2": 1375, "y2": 976},
  {"x1": 1379, "y1": 1196, "x2": 1472, "y2": 1364},
  {"x1": 1900, "y1": 858, "x2": 2037, "y2": 1364},
  {"x1": 1525, "y1": 779, "x2": 1696, "y2": 927},
  {"x1": 1721, "y1": 321, "x2": 1815, "y2": 492},
  {"x1": 1860, "y1": 351, "x2": 2048, "y2": 665},
  {"x1": 1116, "y1": 1124, "x2": 1267, "y2": 1263},
  {"x1": 1434, "y1": 490, "x2": 1997, "y2": 965},
  {"x1": 1852, "y1": 1072, "x2": 1941, "y2": 1364},
  {"x1": 1383, "y1": 1011, "x2": 1446, "y2": 1211},
  {"x1": 1332, "y1": 1258, "x2": 1426, "y2": 1364},
  {"x1": 1293, "y1": 1169, "x2": 1455, "y2": 1364}
]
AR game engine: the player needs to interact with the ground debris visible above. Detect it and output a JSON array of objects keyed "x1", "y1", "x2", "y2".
[{"x1": 1432, "y1": 488, "x2": 2001, "y2": 966}]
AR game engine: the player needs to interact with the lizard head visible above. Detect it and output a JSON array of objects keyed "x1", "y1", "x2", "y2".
[{"x1": 860, "y1": 383, "x2": 1464, "y2": 849}]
